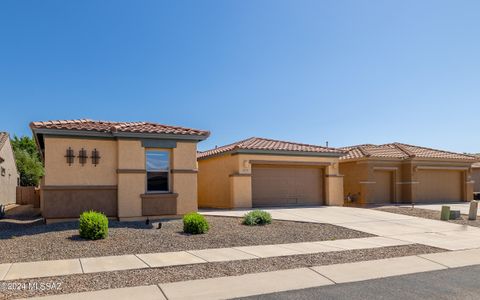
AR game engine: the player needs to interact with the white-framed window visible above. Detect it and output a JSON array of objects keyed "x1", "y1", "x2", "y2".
[{"x1": 146, "y1": 150, "x2": 170, "y2": 192}]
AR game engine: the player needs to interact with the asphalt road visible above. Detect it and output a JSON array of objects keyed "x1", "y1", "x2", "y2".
[{"x1": 237, "y1": 265, "x2": 480, "y2": 300}]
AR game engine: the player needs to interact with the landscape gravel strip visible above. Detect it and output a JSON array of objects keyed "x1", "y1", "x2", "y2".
[
  {"x1": 0, "y1": 244, "x2": 444, "y2": 299},
  {"x1": 374, "y1": 207, "x2": 480, "y2": 228},
  {"x1": 0, "y1": 216, "x2": 372, "y2": 264}
]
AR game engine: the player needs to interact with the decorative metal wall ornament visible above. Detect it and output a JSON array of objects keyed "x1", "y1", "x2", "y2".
[
  {"x1": 78, "y1": 148, "x2": 88, "y2": 166},
  {"x1": 65, "y1": 147, "x2": 75, "y2": 166},
  {"x1": 91, "y1": 148, "x2": 101, "y2": 166}
]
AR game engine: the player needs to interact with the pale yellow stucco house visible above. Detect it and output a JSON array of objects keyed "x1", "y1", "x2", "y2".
[
  {"x1": 31, "y1": 119, "x2": 209, "y2": 222},
  {"x1": 0, "y1": 132, "x2": 19, "y2": 206},
  {"x1": 340, "y1": 143, "x2": 478, "y2": 205},
  {"x1": 197, "y1": 137, "x2": 345, "y2": 208},
  {"x1": 473, "y1": 162, "x2": 480, "y2": 195}
]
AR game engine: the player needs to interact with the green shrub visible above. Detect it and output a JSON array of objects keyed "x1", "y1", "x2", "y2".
[
  {"x1": 79, "y1": 210, "x2": 109, "y2": 240},
  {"x1": 243, "y1": 210, "x2": 272, "y2": 226},
  {"x1": 183, "y1": 212, "x2": 209, "y2": 234}
]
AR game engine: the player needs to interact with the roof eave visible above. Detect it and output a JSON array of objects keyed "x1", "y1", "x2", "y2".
[
  {"x1": 30, "y1": 128, "x2": 209, "y2": 141},
  {"x1": 199, "y1": 148, "x2": 345, "y2": 160}
]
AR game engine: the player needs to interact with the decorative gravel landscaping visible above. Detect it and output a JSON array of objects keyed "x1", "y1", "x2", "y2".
[
  {"x1": 0, "y1": 216, "x2": 372, "y2": 264},
  {"x1": 374, "y1": 207, "x2": 480, "y2": 228},
  {"x1": 0, "y1": 244, "x2": 443, "y2": 299}
]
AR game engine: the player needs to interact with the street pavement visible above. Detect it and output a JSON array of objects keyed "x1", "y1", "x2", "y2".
[{"x1": 237, "y1": 265, "x2": 480, "y2": 300}]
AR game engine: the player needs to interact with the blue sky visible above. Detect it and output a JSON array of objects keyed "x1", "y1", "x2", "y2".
[{"x1": 1, "y1": 0, "x2": 479, "y2": 153}]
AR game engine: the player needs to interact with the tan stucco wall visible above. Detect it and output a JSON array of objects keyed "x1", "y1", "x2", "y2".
[
  {"x1": 173, "y1": 142, "x2": 197, "y2": 170},
  {"x1": 340, "y1": 159, "x2": 474, "y2": 205},
  {"x1": 198, "y1": 153, "x2": 343, "y2": 208},
  {"x1": 230, "y1": 175, "x2": 252, "y2": 208},
  {"x1": 117, "y1": 139, "x2": 145, "y2": 170},
  {"x1": 339, "y1": 161, "x2": 366, "y2": 203},
  {"x1": 173, "y1": 173, "x2": 198, "y2": 214},
  {"x1": 198, "y1": 155, "x2": 239, "y2": 208},
  {"x1": 340, "y1": 160, "x2": 404, "y2": 205},
  {"x1": 172, "y1": 142, "x2": 199, "y2": 214},
  {"x1": 473, "y1": 168, "x2": 480, "y2": 193},
  {"x1": 117, "y1": 173, "x2": 144, "y2": 218},
  {"x1": 0, "y1": 138, "x2": 18, "y2": 205},
  {"x1": 42, "y1": 137, "x2": 200, "y2": 219},
  {"x1": 44, "y1": 136, "x2": 118, "y2": 186}
]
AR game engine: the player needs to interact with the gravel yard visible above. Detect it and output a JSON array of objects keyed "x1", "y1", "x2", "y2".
[
  {"x1": 0, "y1": 216, "x2": 372, "y2": 264},
  {"x1": 0, "y1": 244, "x2": 443, "y2": 299},
  {"x1": 374, "y1": 206, "x2": 480, "y2": 228}
]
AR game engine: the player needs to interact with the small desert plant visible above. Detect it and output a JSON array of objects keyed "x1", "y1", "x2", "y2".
[
  {"x1": 79, "y1": 210, "x2": 109, "y2": 240},
  {"x1": 183, "y1": 212, "x2": 209, "y2": 234},
  {"x1": 243, "y1": 210, "x2": 272, "y2": 226}
]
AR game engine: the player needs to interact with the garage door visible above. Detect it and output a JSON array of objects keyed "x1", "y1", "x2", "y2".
[
  {"x1": 372, "y1": 171, "x2": 393, "y2": 203},
  {"x1": 416, "y1": 170, "x2": 462, "y2": 203},
  {"x1": 251, "y1": 165, "x2": 323, "y2": 207}
]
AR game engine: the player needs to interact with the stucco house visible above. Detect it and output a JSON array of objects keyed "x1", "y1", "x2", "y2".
[
  {"x1": 197, "y1": 137, "x2": 345, "y2": 208},
  {"x1": 339, "y1": 143, "x2": 477, "y2": 205},
  {"x1": 473, "y1": 162, "x2": 480, "y2": 194},
  {"x1": 0, "y1": 132, "x2": 19, "y2": 206},
  {"x1": 30, "y1": 119, "x2": 209, "y2": 222}
]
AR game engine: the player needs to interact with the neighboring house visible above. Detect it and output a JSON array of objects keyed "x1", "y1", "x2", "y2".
[
  {"x1": 340, "y1": 143, "x2": 477, "y2": 205},
  {"x1": 30, "y1": 119, "x2": 209, "y2": 222},
  {"x1": 473, "y1": 162, "x2": 480, "y2": 193},
  {"x1": 0, "y1": 132, "x2": 19, "y2": 206},
  {"x1": 197, "y1": 137, "x2": 345, "y2": 208}
]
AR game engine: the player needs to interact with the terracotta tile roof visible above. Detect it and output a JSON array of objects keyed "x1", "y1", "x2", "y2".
[
  {"x1": 0, "y1": 132, "x2": 8, "y2": 151},
  {"x1": 30, "y1": 119, "x2": 209, "y2": 137},
  {"x1": 198, "y1": 137, "x2": 345, "y2": 159},
  {"x1": 340, "y1": 142, "x2": 476, "y2": 161}
]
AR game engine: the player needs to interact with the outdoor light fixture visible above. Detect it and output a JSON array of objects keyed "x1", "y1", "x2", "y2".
[
  {"x1": 65, "y1": 147, "x2": 75, "y2": 166},
  {"x1": 91, "y1": 148, "x2": 101, "y2": 166}
]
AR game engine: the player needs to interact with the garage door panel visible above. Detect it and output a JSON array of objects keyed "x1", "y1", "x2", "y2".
[
  {"x1": 252, "y1": 165, "x2": 323, "y2": 207},
  {"x1": 372, "y1": 171, "x2": 392, "y2": 204},
  {"x1": 417, "y1": 170, "x2": 462, "y2": 203}
]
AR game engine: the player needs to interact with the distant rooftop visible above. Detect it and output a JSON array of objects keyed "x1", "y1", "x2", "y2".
[
  {"x1": 198, "y1": 137, "x2": 346, "y2": 159},
  {"x1": 340, "y1": 142, "x2": 476, "y2": 161}
]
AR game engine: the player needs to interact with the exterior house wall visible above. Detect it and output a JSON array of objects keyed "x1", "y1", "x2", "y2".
[
  {"x1": 340, "y1": 159, "x2": 474, "y2": 205},
  {"x1": 340, "y1": 160, "x2": 403, "y2": 205},
  {"x1": 198, "y1": 153, "x2": 343, "y2": 208},
  {"x1": 117, "y1": 139, "x2": 145, "y2": 219},
  {"x1": 44, "y1": 136, "x2": 118, "y2": 186},
  {"x1": 41, "y1": 137, "x2": 200, "y2": 220},
  {"x1": 473, "y1": 168, "x2": 480, "y2": 193},
  {"x1": 172, "y1": 142, "x2": 198, "y2": 214},
  {"x1": 0, "y1": 137, "x2": 19, "y2": 205},
  {"x1": 339, "y1": 161, "x2": 366, "y2": 204},
  {"x1": 198, "y1": 154, "x2": 239, "y2": 208}
]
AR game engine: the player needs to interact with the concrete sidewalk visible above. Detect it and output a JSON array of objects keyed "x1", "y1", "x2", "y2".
[
  {"x1": 0, "y1": 236, "x2": 410, "y2": 281},
  {"x1": 28, "y1": 248, "x2": 480, "y2": 300},
  {"x1": 201, "y1": 206, "x2": 480, "y2": 250}
]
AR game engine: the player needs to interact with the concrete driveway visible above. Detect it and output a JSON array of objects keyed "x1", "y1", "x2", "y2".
[
  {"x1": 399, "y1": 202, "x2": 479, "y2": 216},
  {"x1": 201, "y1": 206, "x2": 480, "y2": 251}
]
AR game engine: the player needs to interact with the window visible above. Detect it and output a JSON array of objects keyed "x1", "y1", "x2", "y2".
[{"x1": 146, "y1": 150, "x2": 170, "y2": 192}]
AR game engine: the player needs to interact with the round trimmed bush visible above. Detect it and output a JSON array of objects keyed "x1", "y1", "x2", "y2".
[
  {"x1": 183, "y1": 212, "x2": 209, "y2": 234},
  {"x1": 243, "y1": 210, "x2": 272, "y2": 226},
  {"x1": 79, "y1": 210, "x2": 109, "y2": 240}
]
